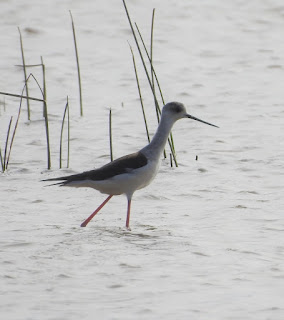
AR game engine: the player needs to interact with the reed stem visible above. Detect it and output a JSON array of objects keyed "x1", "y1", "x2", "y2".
[
  {"x1": 3, "y1": 117, "x2": 13, "y2": 171},
  {"x1": 170, "y1": 153, "x2": 173, "y2": 168},
  {"x1": 28, "y1": 73, "x2": 51, "y2": 169},
  {"x1": 150, "y1": 9, "x2": 156, "y2": 98},
  {"x1": 67, "y1": 98, "x2": 70, "y2": 168},
  {"x1": 134, "y1": 24, "x2": 178, "y2": 164},
  {"x1": 122, "y1": 1, "x2": 178, "y2": 166},
  {"x1": 122, "y1": 0, "x2": 159, "y2": 109},
  {"x1": 0, "y1": 147, "x2": 3, "y2": 172},
  {"x1": 109, "y1": 108, "x2": 113, "y2": 162},
  {"x1": 0, "y1": 74, "x2": 51, "y2": 170},
  {"x1": 43, "y1": 99, "x2": 51, "y2": 169},
  {"x1": 18, "y1": 27, "x2": 30, "y2": 120},
  {"x1": 70, "y1": 11, "x2": 83, "y2": 116},
  {"x1": 60, "y1": 97, "x2": 70, "y2": 168},
  {"x1": 129, "y1": 44, "x2": 150, "y2": 143},
  {"x1": 0, "y1": 91, "x2": 44, "y2": 103},
  {"x1": 135, "y1": 24, "x2": 165, "y2": 107},
  {"x1": 41, "y1": 56, "x2": 47, "y2": 118},
  {"x1": 5, "y1": 96, "x2": 23, "y2": 170}
]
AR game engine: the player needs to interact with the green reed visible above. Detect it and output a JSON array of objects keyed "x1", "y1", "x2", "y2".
[
  {"x1": 70, "y1": 11, "x2": 83, "y2": 117},
  {"x1": 18, "y1": 27, "x2": 30, "y2": 120},
  {"x1": 109, "y1": 108, "x2": 113, "y2": 162},
  {"x1": 59, "y1": 97, "x2": 70, "y2": 168},
  {"x1": 1, "y1": 116, "x2": 13, "y2": 172},
  {"x1": 122, "y1": 0, "x2": 178, "y2": 166},
  {"x1": 129, "y1": 44, "x2": 150, "y2": 143},
  {"x1": 0, "y1": 73, "x2": 51, "y2": 170}
]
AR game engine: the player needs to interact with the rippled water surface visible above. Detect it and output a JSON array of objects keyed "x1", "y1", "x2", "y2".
[{"x1": 1, "y1": 0, "x2": 284, "y2": 319}]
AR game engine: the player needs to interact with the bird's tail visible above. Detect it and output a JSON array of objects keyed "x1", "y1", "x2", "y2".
[{"x1": 41, "y1": 176, "x2": 69, "y2": 187}]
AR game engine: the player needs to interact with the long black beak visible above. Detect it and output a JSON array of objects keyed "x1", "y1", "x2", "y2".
[{"x1": 186, "y1": 114, "x2": 219, "y2": 128}]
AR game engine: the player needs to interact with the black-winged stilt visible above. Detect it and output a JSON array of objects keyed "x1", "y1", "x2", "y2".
[{"x1": 43, "y1": 102, "x2": 218, "y2": 230}]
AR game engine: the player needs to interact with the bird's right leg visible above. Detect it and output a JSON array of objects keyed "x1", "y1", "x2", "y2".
[{"x1": 80, "y1": 195, "x2": 113, "y2": 227}]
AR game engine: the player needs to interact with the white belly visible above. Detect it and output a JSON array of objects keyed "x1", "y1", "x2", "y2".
[{"x1": 66, "y1": 159, "x2": 160, "y2": 197}]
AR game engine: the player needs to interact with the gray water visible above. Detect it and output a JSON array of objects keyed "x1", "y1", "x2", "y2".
[{"x1": 1, "y1": 0, "x2": 284, "y2": 319}]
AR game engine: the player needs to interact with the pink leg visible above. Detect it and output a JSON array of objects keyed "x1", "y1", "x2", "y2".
[
  {"x1": 81, "y1": 195, "x2": 113, "y2": 227},
  {"x1": 125, "y1": 199, "x2": 131, "y2": 230}
]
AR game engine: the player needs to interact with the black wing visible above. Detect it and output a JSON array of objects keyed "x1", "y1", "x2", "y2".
[{"x1": 42, "y1": 151, "x2": 147, "y2": 184}]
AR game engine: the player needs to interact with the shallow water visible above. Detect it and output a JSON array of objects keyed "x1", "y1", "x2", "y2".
[{"x1": 1, "y1": 0, "x2": 284, "y2": 319}]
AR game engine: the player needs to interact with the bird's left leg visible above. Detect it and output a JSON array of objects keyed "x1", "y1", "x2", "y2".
[{"x1": 125, "y1": 198, "x2": 132, "y2": 231}]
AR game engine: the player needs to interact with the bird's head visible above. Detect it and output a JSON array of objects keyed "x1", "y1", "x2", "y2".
[{"x1": 162, "y1": 102, "x2": 218, "y2": 128}]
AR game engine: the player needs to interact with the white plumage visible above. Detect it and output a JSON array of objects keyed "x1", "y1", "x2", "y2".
[{"x1": 43, "y1": 102, "x2": 218, "y2": 229}]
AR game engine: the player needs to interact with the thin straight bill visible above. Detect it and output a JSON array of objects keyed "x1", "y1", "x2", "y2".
[{"x1": 187, "y1": 114, "x2": 219, "y2": 128}]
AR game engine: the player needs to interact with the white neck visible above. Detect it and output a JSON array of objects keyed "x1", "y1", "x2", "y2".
[{"x1": 140, "y1": 115, "x2": 175, "y2": 161}]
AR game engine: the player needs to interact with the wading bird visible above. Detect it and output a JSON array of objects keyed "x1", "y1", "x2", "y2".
[{"x1": 43, "y1": 102, "x2": 218, "y2": 230}]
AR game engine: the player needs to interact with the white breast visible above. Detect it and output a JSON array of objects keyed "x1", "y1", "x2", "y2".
[{"x1": 66, "y1": 158, "x2": 160, "y2": 198}]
